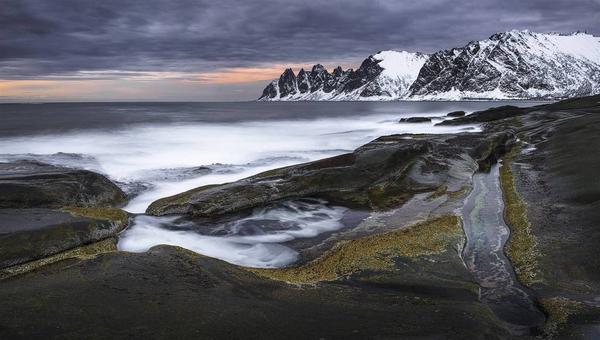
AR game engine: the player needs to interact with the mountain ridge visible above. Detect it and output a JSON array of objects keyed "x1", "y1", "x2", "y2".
[{"x1": 258, "y1": 30, "x2": 600, "y2": 101}]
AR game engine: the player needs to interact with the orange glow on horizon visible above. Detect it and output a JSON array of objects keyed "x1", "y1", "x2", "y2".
[
  {"x1": 195, "y1": 64, "x2": 310, "y2": 84},
  {"x1": 194, "y1": 61, "x2": 355, "y2": 84},
  {"x1": 0, "y1": 62, "x2": 358, "y2": 101}
]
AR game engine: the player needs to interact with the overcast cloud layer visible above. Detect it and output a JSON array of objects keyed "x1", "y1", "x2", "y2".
[{"x1": 1, "y1": 0, "x2": 599, "y2": 100}]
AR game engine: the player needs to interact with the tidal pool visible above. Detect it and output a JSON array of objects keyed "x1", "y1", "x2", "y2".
[{"x1": 461, "y1": 163, "x2": 545, "y2": 334}]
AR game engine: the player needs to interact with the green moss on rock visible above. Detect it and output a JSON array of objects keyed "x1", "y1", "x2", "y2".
[
  {"x1": 61, "y1": 206, "x2": 129, "y2": 227},
  {"x1": 0, "y1": 238, "x2": 118, "y2": 279},
  {"x1": 539, "y1": 297, "x2": 584, "y2": 337},
  {"x1": 500, "y1": 147, "x2": 540, "y2": 286},
  {"x1": 251, "y1": 216, "x2": 462, "y2": 284},
  {"x1": 146, "y1": 184, "x2": 221, "y2": 215}
]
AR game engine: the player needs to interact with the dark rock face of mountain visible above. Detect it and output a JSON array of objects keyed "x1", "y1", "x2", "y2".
[
  {"x1": 260, "y1": 81, "x2": 278, "y2": 99},
  {"x1": 343, "y1": 56, "x2": 384, "y2": 97},
  {"x1": 278, "y1": 68, "x2": 297, "y2": 98},
  {"x1": 297, "y1": 69, "x2": 310, "y2": 93},
  {"x1": 307, "y1": 64, "x2": 330, "y2": 91}
]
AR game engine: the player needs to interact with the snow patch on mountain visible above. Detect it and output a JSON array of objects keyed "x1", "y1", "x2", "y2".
[
  {"x1": 374, "y1": 51, "x2": 427, "y2": 80},
  {"x1": 544, "y1": 32, "x2": 600, "y2": 63},
  {"x1": 369, "y1": 51, "x2": 428, "y2": 98}
]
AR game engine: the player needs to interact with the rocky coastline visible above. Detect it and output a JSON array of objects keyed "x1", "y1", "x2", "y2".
[{"x1": 1, "y1": 95, "x2": 599, "y2": 339}]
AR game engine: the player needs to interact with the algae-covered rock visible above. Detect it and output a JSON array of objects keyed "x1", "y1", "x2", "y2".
[
  {"x1": 0, "y1": 160, "x2": 126, "y2": 209},
  {"x1": 251, "y1": 215, "x2": 468, "y2": 284}
]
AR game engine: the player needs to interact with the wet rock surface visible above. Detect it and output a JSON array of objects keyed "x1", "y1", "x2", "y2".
[
  {"x1": 0, "y1": 209, "x2": 127, "y2": 269},
  {"x1": 0, "y1": 160, "x2": 126, "y2": 209},
  {"x1": 504, "y1": 97, "x2": 600, "y2": 336},
  {"x1": 0, "y1": 208, "x2": 128, "y2": 270},
  {"x1": 0, "y1": 244, "x2": 509, "y2": 340},
  {"x1": 0, "y1": 161, "x2": 129, "y2": 273}
]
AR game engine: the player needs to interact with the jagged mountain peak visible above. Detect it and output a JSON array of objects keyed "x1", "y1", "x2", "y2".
[
  {"x1": 281, "y1": 68, "x2": 295, "y2": 77},
  {"x1": 332, "y1": 66, "x2": 343, "y2": 76},
  {"x1": 258, "y1": 51, "x2": 428, "y2": 101},
  {"x1": 311, "y1": 64, "x2": 326, "y2": 73}
]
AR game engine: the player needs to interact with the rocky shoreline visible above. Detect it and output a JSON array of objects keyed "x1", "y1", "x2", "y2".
[
  {"x1": 1, "y1": 95, "x2": 599, "y2": 339},
  {"x1": 0, "y1": 161, "x2": 129, "y2": 278}
]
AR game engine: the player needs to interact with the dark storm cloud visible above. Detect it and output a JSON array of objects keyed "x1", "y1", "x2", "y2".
[{"x1": 1, "y1": 0, "x2": 599, "y2": 78}]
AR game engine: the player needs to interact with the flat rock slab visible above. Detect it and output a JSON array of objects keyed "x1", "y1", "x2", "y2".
[
  {"x1": 516, "y1": 111, "x2": 600, "y2": 293},
  {"x1": 0, "y1": 160, "x2": 126, "y2": 209},
  {"x1": 0, "y1": 246, "x2": 508, "y2": 340},
  {"x1": 0, "y1": 208, "x2": 127, "y2": 269}
]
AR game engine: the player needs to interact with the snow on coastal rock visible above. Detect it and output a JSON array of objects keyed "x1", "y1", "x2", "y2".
[{"x1": 259, "y1": 31, "x2": 600, "y2": 101}]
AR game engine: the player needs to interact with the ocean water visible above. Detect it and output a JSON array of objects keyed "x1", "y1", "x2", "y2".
[{"x1": 0, "y1": 101, "x2": 545, "y2": 267}]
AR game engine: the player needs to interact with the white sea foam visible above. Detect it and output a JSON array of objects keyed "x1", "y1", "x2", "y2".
[
  {"x1": 0, "y1": 114, "x2": 478, "y2": 212},
  {"x1": 118, "y1": 199, "x2": 348, "y2": 268}
]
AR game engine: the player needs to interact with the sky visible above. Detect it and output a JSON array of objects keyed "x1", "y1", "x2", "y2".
[{"x1": 1, "y1": 0, "x2": 599, "y2": 102}]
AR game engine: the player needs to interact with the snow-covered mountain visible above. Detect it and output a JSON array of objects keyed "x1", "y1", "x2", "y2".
[
  {"x1": 410, "y1": 30, "x2": 600, "y2": 100},
  {"x1": 258, "y1": 51, "x2": 428, "y2": 101},
  {"x1": 259, "y1": 30, "x2": 600, "y2": 101}
]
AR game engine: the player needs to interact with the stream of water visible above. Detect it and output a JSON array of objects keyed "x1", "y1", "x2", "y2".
[{"x1": 461, "y1": 163, "x2": 545, "y2": 334}]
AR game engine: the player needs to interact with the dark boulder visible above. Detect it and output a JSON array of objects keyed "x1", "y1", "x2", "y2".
[
  {"x1": 437, "y1": 105, "x2": 529, "y2": 125},
  {"x1": 0, "y1": 160, "x2": 126, "y2": 209},
  {"x1": 399, "y1": 117, "x2": 432, "y2": 123},
  {"x1": 447, "y1": 110, "x2": 466, "y2": 117}
]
